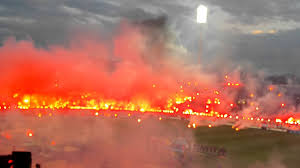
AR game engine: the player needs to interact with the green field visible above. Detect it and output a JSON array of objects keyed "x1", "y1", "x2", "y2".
[
  {"x1": 193, "y1": 125, "x2": 300, "y2": 168},
  {"x1": 109, "y1": 118, "x2": 300, "y2": 167}
]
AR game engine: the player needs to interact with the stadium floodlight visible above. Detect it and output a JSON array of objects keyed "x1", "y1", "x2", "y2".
[
  {"x1": 197, "y1": 5, "x2": 208, "y2": 24},
  {"x1": 196, "y1": 5, "x2": 208, "y2": 64}
]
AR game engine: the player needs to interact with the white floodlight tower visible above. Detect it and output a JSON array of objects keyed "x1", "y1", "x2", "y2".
[{"x1": 196, "y1": 4, "x2": 208, "y2": 64}]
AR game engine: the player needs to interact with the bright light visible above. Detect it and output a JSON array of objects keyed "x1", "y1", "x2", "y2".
[
  {"x1": 26, "y1": 130, "x2": 33, "y2": 137},
  {"x1": 287, "y1": 117, "x2": 294, "y2": 124},
  {"x1": 23, "y1": 96, "x2": 30, "y2": 103},
  {"x1": 197, "y1": 5, "x2": 208, "y2": 23}
]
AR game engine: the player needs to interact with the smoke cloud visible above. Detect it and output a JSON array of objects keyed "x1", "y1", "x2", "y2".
[{"x1": 0, "y1": 18, "x2": 298, "y2": 168}]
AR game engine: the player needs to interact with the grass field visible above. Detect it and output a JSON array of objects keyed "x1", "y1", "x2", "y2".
[
  {"x1": 193, "y1": 125, "x2": 300, "y2": 168},
  {"x1": 110, "y1": 118, "x2": 300, "y2": 167}
]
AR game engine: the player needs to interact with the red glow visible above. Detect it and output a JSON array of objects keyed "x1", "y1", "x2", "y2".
[
  {"x1": 26, "y1": 129, "x2": 34, "y2": 137},
  {"x1": 8, "y1": 160, "x2": 13, "y2": 164},
  {"x1": 1, "y1": 132, "x2": 12, "y2": 140},
  {"x1": 51, "y1": 141, "x2": 56, "y2": 146},
  {"x1": 0, "y1": 36, "x2": 298, "y2": 131}
]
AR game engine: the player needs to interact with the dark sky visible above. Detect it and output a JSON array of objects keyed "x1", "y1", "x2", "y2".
[{"x1": 0, "y1": 0, "x2": 300, "y2": 74}]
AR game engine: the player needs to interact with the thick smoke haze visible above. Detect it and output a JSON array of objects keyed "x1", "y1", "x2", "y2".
[
  {"x1": 0, "y1": 23, "x2": 172, "y2": 101},
  {"x1": 0, "y1": 18, "x2": 297, "y2": 168},
  {"x1": 0, "y1": 111, "x2": 195, "y2": 168},
  {"x1": 0, "y1": 19, "x2": 224, "y2": 112},
  {"x1": 0, "y1": 19, "x2": 298, "y2": 127}
]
